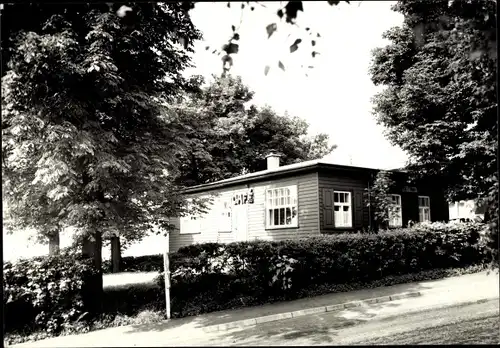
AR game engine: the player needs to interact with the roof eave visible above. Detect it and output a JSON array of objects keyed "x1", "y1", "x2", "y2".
[{"x1": 181, "y1": 162, "x2": 396, "y2": 194}]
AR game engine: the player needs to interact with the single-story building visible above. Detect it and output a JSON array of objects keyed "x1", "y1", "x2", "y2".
[{"x1": 169, "y1": 154, "x2": 449, "y2": 252}]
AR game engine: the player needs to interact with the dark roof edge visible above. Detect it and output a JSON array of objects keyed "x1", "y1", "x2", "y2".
[{"x1": 182, "y1": 162, "x2": 388, "y2": 194}]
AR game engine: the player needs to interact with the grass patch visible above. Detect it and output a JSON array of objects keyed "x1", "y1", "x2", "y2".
[
  {"x1": 359, "y1": 314, "x2": 500, "y2": 345},
  {"x1": 4, "y1": 263, "x2": 488, "y2": 346}
]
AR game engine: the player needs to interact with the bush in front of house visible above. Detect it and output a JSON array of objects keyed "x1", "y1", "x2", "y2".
[
  {"x1": 3, "y1": 249, "x2": 100, "y2": 335},
  {"x1": 155, "y1": 221, "x2": 488, "y2": 317},
  {"x1": 102, "y1": 254, "x2": 164, "y2": 274}
]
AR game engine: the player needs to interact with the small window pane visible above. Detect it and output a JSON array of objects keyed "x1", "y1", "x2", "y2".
[
  {"x1": 279, "y1": 208, "x2": 285, "y2": 225},
  {"x1": 274, "y1": 208, "x2": 279, "y2": 225},
  {"x1": 285, "y1": 207, "x2": 291, "y2": 224},
  {"x1": 334, "y1": 192, "x2": 339, "y2": 202},
  {"x1": 334, "y1": 206, "x2": 340, "y2": 211},
  {"x1": 343, "y1": 206, "x2": 349, "y2": 212}
]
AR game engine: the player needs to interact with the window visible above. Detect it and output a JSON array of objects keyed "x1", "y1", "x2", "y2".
[
  {"x1": 388, "y1": 194, "x2": 402, "y2": 227},
  {"x1": 418, "y1": 196, "x2": 431, "y2": 222},
  {"x1": 218, "y1": 198, "x2": 232, "y2": 232},
  {"x1": 334, "y1": 191, "x2": 352, "y2": 227},
  {"x1": 266, "y1": 185, "x2": 298, "y2": 228},
  {"x1": 180, "y1": 199, "x2": 203, "y2": 234},
  {"x1": 180, "y1": 215, "x2": 202, "y2": 234}
]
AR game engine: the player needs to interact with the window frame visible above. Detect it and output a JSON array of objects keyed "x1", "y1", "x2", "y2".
[
  {"x1": 418, "y1": 195, "x2": 431, "y2": 222},
  {"x1": 333, "y1": 190, "x2": 353, "y2": 228},
  {"x1": 179, "y1": 198, "x2": 203, "y2": 235},
  {"x1": 217, "y1": 196, "x2": 232, "y2": 233},
  {"x1": 388, "y1": 194, "x2": 403, "y2": 227},
  {"x1": 265, "y1": 185, "x2": 299, "y2": 229},
  {"x1": 179, "y1": 214, "x2": 202, "y2": 235}
]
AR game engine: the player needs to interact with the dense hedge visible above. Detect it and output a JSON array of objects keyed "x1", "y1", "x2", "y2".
[
  {"x1": 4, "y1": 222, "x2": 490, "y2": 336},
  {"x1": 102, "y1": 254, "x2": 163, "y2": 274},
  {"x1": 3, "y1": 250, "x2": 100, "y2": 334},
  {"x1": 156, "y1": 222, "x2": 489, "y2": 317}
]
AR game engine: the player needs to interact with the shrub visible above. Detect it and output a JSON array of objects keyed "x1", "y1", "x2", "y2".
[
  {"x1": 3, "y1": 249, "x2": 100, "y2": 334},
  {"x1": 155, "y1": 221, "x2": 488, "y2": 317},
  {"x1": 102, "y1": 282, "x2": 165, "y2": 315},
  {"x1": 102, "y1": 254, "x2": 164, "y2": 274}
]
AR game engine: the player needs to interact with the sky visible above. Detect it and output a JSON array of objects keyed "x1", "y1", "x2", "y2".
[{"x1": 185, "y1": 1, "x2": 409, "y2": 169}]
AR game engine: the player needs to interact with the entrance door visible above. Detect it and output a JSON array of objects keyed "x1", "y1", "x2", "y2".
[{"x1": 232, "y1": 204, "x2": 248, "y2": 242}]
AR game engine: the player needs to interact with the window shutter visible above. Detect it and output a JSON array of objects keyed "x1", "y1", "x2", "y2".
[{"x1": 323, "y1": 188, "x2": 334, "y2": 228}]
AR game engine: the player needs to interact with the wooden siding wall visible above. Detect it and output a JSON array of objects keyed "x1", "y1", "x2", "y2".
[
  {"x1": 318, "y1": 170, "x2": 450, "y2": 233},
  {"x1": 318, "y1": 170, "x2": 368, "y2": 231},
  {"x1": 168, "y1": 186, "x2": 246, "y2": 252},
  {"x1": 169, "y1": 172, "x2": 320, "y2": 252},
  {"x1": 247, "y1": 172, "x2": 320, "y2": 241}
]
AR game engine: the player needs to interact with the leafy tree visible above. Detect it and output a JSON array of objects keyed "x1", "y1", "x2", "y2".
[
  {"x1": 369, "y1": 0, "x2": 497, "y2": 265},
  {"x1": 170, "y1": 75, "x2": 337, "y2": 186},
  {"x1": 1, "y1": 3, "x2": 202, "y2": 290},
  {"x1": 369, "y1": 0, "x2": 497, "y2": 202},
  {"x1": 364, "y1": 171, "x2": 397, "y2": 231}
]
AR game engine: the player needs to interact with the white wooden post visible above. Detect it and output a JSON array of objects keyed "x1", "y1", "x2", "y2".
[{"x1": 163, "y1": 231, "x2": 171, "y2": 319}]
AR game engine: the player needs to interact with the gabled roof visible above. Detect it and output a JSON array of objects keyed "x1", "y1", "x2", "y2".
[{"x1": 182, "y1": 159, "x2": 397, "y2": 194}]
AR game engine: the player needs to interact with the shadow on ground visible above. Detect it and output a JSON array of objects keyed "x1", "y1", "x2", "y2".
[
  {"x1": 119, "y1": 274, "x2": 438, "y2": 340},
  {"x1": 205, "y1": 299, "x2": 410, "y2": 345}
]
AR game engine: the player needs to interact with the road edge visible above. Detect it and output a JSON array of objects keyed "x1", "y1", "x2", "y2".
[{"x1": 201, "y1": 291, "x2": 423, "y2": 333}]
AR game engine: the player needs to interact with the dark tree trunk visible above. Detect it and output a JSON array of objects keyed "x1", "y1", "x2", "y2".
[
  {"x1": 48, "y1": 232, "x2": 60, "y2": 255},
  {"x1": 81, "y1": 230, "x2": 103, "y2": 313},
  {"x1": 110, "y1": 235, "x2": 121, "y2": 273},
  {"x1": 81, "y1": 231, "x2": 103, "y2": 270}
]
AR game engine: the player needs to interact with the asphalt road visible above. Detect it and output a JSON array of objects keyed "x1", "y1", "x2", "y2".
[{"x1": 172, "y1": 298, "x2": 499, "y2": 346}]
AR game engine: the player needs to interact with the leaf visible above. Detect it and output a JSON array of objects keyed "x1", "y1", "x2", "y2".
[
  {"x1": 290, "y1": 38, "x2": 302, "y2": 53},
  {"x1": 278, "y1": 61, "x2": 285, "y2": 71},
  {"x1": 285, "y1": 1, "x2": 303, "y2": 23},
  {"x1": 311, "y1": 40, "x2": 316, "y2": 46},
  {"x1": 241, "y1": 3, "x2": 245, "y2": 9},
  {"x1": 222, "y1": 55, "x2": 233, "y2": 67},
  {"x1": 317, "y1": 33, "x2": 321, "y2": 38},
  {"x1": 205, "y1": 46, "x2": 210, "y2": 50},
  {"x1": 227, "y1": 2, "x2": 230, "y2": 7},
  {"x1": 305, "y1": 27, "x2": 310, "y2": 31},
  {"x1": 277, "y1": 9, "x2": 284, "y2": 18},
  {"x1": 312, "y1": 51, "x2": 320, "y2": 58},
  {"x1": 264, "y1": 65, "x2": 270, "y2": 76},
  {"x1": 232, "y1": 33, "x2": 240, "y2": 41},
  {"x1": 231, "y1": 25, "x2": 236, "y2": 32},
  {"x1": 116, "y1": 5, "x2": 133, "y2": 18},
  {"x1": 223, "y1": 43, "x2": 239, "y2": 54},
  {"x1": 251, "y1": 6, "x2": 255, "y2": 11},
  {"x1": 328, "y1": 1, "x2": 340, "y2": 5},
  {"x1": 266, "y1": 23, "x2": 277, "y2": 38}
]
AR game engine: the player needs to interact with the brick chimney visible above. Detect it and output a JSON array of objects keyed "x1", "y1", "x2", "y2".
[{"x1": 265, "y1": 151, "x2": 281, "y2": 170}]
